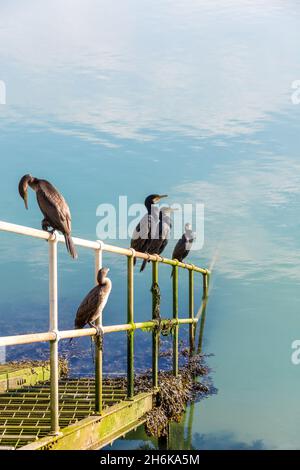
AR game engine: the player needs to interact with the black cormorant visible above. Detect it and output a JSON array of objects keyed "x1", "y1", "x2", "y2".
[
  {"x1": 131, "y1": 194, "x2": 167, "y2": 267},
  {"x1": 172, "y1": 223, "x2": 195, "y2": 263},
  {"x1": 18, "y1": 174, "x2": 77, "y2": 259},
  {"x1": 140, "y1": 207, "x2": 176, "y2": 271}
]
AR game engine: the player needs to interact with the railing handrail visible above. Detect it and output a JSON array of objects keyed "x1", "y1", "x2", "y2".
[
  {"x1": 0, "y1": 318, "x2": 196, "y2": 347},
  {"x1": 0, "y1": 220, "x2": 209, "y2": 274},
  {"x1": 0, "y1": 218, "x2": 210, "y2": 436}
]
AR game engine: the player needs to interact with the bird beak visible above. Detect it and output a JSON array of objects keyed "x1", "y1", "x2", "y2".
[
  {"x1": 19, "y1": 175, "x2": 31, "y2": 210},
  {"x1": 162, "y1": 207, "x2": 178, "y2": 215},
  {"x1": 154, "y1": 194, "x2": 168, "y2": 203},
  {"x1": 24, "y1": 192, "x2": 28, "y2": 210}
]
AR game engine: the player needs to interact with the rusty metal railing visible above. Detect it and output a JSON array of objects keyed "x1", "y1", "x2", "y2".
[{"x1": 0, "y1": 220, "x2": 210, "y2": 435}]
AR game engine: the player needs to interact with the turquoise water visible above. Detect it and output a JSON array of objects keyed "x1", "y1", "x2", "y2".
[{"x1": 1, "y1": 0, "x2": 300, "y2": 450}]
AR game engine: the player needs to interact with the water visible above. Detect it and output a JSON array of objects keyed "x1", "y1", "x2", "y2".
[{"x1": 1, "y1": 0, "x2": 300, "y2": 450}]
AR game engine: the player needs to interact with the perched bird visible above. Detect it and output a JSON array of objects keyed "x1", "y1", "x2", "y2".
[
  {"x1": 131, "y1": 194, "x2": 168, "y2": 266},
  {"x1": 140, "y1": 207, "x2": 176, "y2": 272},
  {"x1": 18, "y1": 174, "x2": 77, "y2": 259},
  {"x1": 74, "y1": 267, "x2": 112, "y2": 334},
  {"x1": 172, "y1": 223, "x2": 195, "y2": 263}
]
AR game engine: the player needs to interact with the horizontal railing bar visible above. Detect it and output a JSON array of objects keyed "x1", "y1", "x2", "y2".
[
  {"x1": 0, "y1": 220, "x2": 208, "y2": 274},
  {"x1": 0, "y1": 332, "x2": 56, "y2": 346},
  {"x1": 0, "y1": 318, "x2": 198, "y2": 347},
  {"x1": 0, "y1": 220, "x2": 100, "y2": 250}
]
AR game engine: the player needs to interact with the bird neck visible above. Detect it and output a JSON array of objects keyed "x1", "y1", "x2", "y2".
[
  {"x1": 98, "y1": 277, "x2": 111, "y2": 287},
  {"x1": 145, "y1": 201, "x2": 153, "y2": 213},
  {"x1": 28, "y1": 177, "x2": 39, "y2": 191},
  {"x1": 151, "y1": 206, "x2": 160, "y2": 219},
  {"x1": 160, "y1": 212, "x2": 170, "y2": 224},
  {"x1": 101, "y1": 278, "x2": 112, "y2": 292}
]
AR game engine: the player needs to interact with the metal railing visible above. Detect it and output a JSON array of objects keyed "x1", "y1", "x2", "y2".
[{"x1": 0, "y1": 220, "x2": 210, "y2": 435}]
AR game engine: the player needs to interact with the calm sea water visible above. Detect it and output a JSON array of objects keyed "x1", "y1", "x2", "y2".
[{"x1": 1, "y1": 0, "x2": 300, "y2": 450}]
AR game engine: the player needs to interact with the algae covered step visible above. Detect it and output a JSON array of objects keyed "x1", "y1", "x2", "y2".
[
  {"x1": 0, "y1": 362, "x2": 51, "y2": 393},
  {"x1": 0, "y1": 377, "x2": 129, "y2": 450}
]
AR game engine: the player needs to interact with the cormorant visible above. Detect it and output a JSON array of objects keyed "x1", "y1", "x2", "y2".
[
  {"x1": 131, "y1": 194, "x2": 167, "y2": 267},
  {"x1": 140, "y1": 207, "x2": 176, "y2": 272},
  {"x1": 172, "y1": 223, "x2": 195, "y2": 263},
  {"x1": 18, "y1": 174, "x2": 77, "y2": 259},
  {"x1": 74, "y1": 267, "x2": 112, "y2": 333}
]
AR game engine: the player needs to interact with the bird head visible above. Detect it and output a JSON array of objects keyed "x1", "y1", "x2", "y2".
[
  {"x1": 97, "y1": 267, "x2": 110, "y2": 284},
  {"x1": 18, "y1": 174, "x2": 34, "y2": 209},
  {"x1": 159, "y1": 207, "x2": 178, "y2": 227},
  {"x1": 184, "y1": 223, "x2": 195, "y2": 241},
  {"x1": 144, "y1": 194, "x2": 168, "y2": 211},
  {"x1": 160, "y1": 206, "x2": 178, "y2": 215}
]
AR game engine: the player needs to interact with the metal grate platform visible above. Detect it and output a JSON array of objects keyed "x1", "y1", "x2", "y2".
[{"x1": 0, "y1": 378, "x2": 126, "y2": 449}]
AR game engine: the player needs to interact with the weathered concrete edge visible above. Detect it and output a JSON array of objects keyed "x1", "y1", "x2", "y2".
[{"x1": 19, "y1": 391, "x2": 154, "y2": 451}]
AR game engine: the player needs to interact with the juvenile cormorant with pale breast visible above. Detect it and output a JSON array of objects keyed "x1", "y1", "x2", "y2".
[
  {"x1": 74, "y1": 267, "x2": 112, "y2": 334},
  {"x1": 18, "y1": 174, "x2": 77, "y2": 259}
]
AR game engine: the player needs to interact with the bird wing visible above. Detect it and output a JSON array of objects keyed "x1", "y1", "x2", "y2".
[
  {"x1": 131, "y1": 213, "x2": 152, "y2": 252},
  {"x1": 156, "y1": 217, "x2": 172, "y2": 254},
  {"x1": 172, "y1": 237, "x2": 186, "y2": 261},
  {"x1": 75, "y1": 285, "x2": 101, "y2": 328},
  {"x1": 146, "y1": 214, "x2": 171, "y2": 255},
  {"x1": 36, "y1": 180, "x2": 72, "y2": 234}
]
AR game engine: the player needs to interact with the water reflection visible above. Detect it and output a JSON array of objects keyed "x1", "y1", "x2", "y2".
[
  {"x1": 1, "y1": 1, "x2": 300, "y2": 142},
  {"x1": 192, "y1": 431, "x2": 265, "y2": 451}
]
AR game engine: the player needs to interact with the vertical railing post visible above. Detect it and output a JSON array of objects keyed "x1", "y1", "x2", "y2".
[
  {"x1": 49, "y1": 234, "x2": 59, "y2": 435},
  {"x1": 152, "y1": 260, "x2": 159, "y2": 389},
  {"x1": 189, "y1": 268, "x2": 195, "y2": 354},
  {"x1": 95, "y1": 241, "x2": 103, "y2": 414},
  {"x1": 127, "y1": 253, "x2": 134, "y2": 399},
  {"x1": 207, "y1": 271, "x2": 211, "y2": 293},
  {"x1": 197, "y1": 270, "x2": 210, "y2": 354},
  {"x1": 203, "y1": 271, "x2": 209, "y2": 299},
  {"x1": 172, "y1": 263, "x2": 179, "y2": 376}
]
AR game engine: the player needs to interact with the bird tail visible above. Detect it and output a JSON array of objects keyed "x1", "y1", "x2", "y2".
[
  {"x1": 69, "y1": 323, "x2": 80, "y2": 344},
  {"x1": 140, "y1": 259, "x2": 147, "y2": 272},
  {"x1": 64, "y1": 234, "x2": 78, "y2": 259}
]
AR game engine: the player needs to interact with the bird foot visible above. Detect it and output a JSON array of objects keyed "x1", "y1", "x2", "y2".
[
  {"x1": 89, "y1": 322, "x2": 104, "y2": 349},
  {"x1": 42, "y1": 219, "x2": 55, "y2": 234}
]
